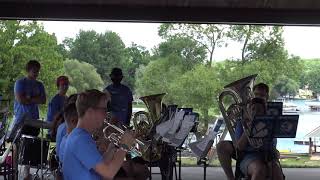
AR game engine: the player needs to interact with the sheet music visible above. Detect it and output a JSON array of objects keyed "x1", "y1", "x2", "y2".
[
  {"x1": 196, "y1": 119, "x2": 223, "y2": 149},
  {"x1": 170, "y1": 115, "x2": 195, "y2": 147}
]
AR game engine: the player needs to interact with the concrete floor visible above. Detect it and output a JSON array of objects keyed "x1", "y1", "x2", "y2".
[
  {"x1": 1, "y1": 167, "x2": 319, "y2": 180},
  {"x1": 149, "y1": 167, "x2": 320, "y2": 180}
]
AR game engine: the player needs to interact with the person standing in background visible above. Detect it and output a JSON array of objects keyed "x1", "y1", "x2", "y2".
[
  {"x1": 12, "y1": 60, "x2": 46, "y2": 180},
  {"x1": 47, "y1": 76, "x2": 69, "y2": 139},
  {"x1": 104, "y1": 68, "x2": 133, "y2": 126}
]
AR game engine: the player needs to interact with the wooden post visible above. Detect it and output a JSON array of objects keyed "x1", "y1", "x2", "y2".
[{"x1": 309, "y1": 137, "x2": 313, "y2": 156}]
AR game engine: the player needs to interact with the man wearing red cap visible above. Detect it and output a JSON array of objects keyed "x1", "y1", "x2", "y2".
[{"x1": 47, "y1": 76, "x2": 69, "y2": 139}]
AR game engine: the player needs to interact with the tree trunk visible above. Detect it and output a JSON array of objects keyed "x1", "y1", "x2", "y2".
[
  {"x1": 241, "y1": 25, "x2": 252, "y2": 64},
  {"x1": 208, "y1": 51, "x2": 213, "y2": 67},
  {"x1": 202, "y1": 108, "x2": 209, "y2": 134},
  {"x1": 194, "y1": 108, "x2": 210, "y2": 141}
]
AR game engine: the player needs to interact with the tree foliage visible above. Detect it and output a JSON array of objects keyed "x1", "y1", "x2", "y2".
[
  {"x1": 158, "y1": 24, "x2": 230, "y2": 66},
  {"x1": 154, "y1": 36, "x2": 207, "y2": 70},
  {"x1": 0, "y1": 20, "x2": 63, "y2": 100},
  {"x1": 63, "y1": 30, "x2": 128, "y2": 86},
  {"x1": 273, "y1": 75, "x2": 299, "y2": 98},
  {"x1": 63, "y1": 59, "x2": 104, "y2": 93}
]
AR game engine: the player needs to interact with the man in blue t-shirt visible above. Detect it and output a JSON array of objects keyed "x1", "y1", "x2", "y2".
[
  {"x1": 47, "y1": 76, "x2": 69, "y2": 138},
  {"x1": 11, "y1": 60, "x2": 46, "y2": 180},
  {"x1": 104, "y1": 68, "x2": 133, "y2": 126},
  {"x1": 63, "y1": 89, "x2": 135, "y2": 180},
  {"x1": 55, "y1": 94, "x2": 78, "y2": 161}
]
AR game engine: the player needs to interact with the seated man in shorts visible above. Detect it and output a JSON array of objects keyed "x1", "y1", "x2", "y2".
[{"x1": 217, "y1": 83, "x2": 283, "y2": 180}]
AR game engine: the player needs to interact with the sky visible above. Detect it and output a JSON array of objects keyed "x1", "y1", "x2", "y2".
[{"x1": 41, "y1": 21, "x2": 320, "y2": 61}]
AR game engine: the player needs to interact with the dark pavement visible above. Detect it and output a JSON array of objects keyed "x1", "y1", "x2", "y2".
[
  {"x1": 150, "y1": 167, "x2": 320, "y2": 180},
  {"x1": 2, "y1": 167, "x2": 319, "y2": 179}
]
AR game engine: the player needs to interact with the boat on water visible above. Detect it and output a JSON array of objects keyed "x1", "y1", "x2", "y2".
[
  {"x1": 283, "y1": 102, "x2": 300, "y2": 113},
  {"x1": 305, "y1": 101, "x2": 320, "y2": 111}
]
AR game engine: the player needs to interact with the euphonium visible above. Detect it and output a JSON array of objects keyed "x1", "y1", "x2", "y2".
[
  {"x1": 218, "y1": 74, "x2": 263, "y2": 149},
  {"x1": 132, "y1": 93, "x2": 166, "y2": 162}
]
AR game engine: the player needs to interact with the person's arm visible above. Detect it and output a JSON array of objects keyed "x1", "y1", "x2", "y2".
[
  {"x1": 15, "y1": 93, "x2": 32, "y2": 104},
  {"x1": 14, "y1": 80, "x2": 32, "y2": 105},
  {"x1": 31, "y1": 83, "x2": 46, "y2": 104},
  {"x1": 235, "y1": 120, "x2": 248, "y2": 151},
  {"x1": 127, "y1": 89, "x2": 133, "y2": 124},
  {"x1": 95, "y1": 149, "x2": 127, "y2": 180},
  {"x1": 31, "y1": 95, "x2": 46, "y2": 104},
  {"x1": 94, "y1": 131, "x2": 135, "y2": 179},
  {"x1": 127, "y1": 102, "x2": 132, "y2": 124},
  {"x1": 237, "y1": 133, "x2": 248, "y2": 151}
]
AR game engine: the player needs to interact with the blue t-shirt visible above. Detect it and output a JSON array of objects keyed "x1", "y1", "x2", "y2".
[
  {"x1": 63, "y1": 128, "x2": 103, "y2": 180},
  {"x1": 56, "y1": 122, "x2": 67, "y2": 158},
  {"x1": 47, "y1": 94, "x2": 66, "y2": 123},
  {"x1": 105, "y1": 84, "x2": 133, "y2": 125},
  {"x1": 13, "y1": 77, "x2": 46, "y2": 124},
  {"x1": 235, "y1": 120, "x2": 276, "y2": 151},
  {"x1": 59, "y1": 134, "x2": 68, "y2": 163}
]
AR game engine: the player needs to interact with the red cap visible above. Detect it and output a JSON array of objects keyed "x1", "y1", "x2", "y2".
[{"x1": 56, "y1": 76, "x2": 69, "y2": 87}]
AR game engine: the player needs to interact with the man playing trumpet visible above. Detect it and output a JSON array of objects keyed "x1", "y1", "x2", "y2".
[
  {"x1": 217, "y1": 83, "x2": 284, "y2": 180},
  {"x1": 62, "y1": 89, "x2": 136, "y2": 180}
]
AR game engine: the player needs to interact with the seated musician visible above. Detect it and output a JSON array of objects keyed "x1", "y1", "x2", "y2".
[
  {"x1": 10, "y1": 60, "x2": 46, "y2": 180},
  {"x1": 47, "y1": 76, "x2": 69, "y2": 140},
  {"x1": 62, "y1": 89, "x2": 136, "y2": 180},
  {"x1": 217, "y1": 83, "x2": 283, "y2": 180}
]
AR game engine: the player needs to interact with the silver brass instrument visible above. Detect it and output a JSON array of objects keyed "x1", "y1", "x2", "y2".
[
  {"x1": 218, "y1": 74, "x2": 263, "y2": 149},
  {"x1": 132, "y1": 93, "x2": 166, "y2": 162},
  {"x1": 103, "y1": 122, "x2": 150, "y2": 157}
]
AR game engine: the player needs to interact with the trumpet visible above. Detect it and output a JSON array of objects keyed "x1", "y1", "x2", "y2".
[{"x1": 103, "y1": 122, "x2": 150, "y2": 157}]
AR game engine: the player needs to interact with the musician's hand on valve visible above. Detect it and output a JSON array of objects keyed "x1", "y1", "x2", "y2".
[
  {"x1": 102, "y1": 143, "x2": 117, "y2": 163},
  {"x1": 120, "y1": 130, "x2": 135, "y2": 148}
]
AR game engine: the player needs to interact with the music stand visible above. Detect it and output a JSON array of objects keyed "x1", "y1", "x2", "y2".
[
  {"x1": 170, "y1": 114, "x2": 197, "y2": 180},
  {"x1": 249, "y1": 114, "x2": 298, "y2": 180},
  {"x1": 190, "y1": 118, "x2": 224, "y2": 180},
  {"x1": 250, "y1": 115, "x2": 299, "y2": 139}
]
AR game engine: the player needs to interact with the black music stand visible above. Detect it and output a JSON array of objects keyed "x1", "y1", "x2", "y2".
[
  {"x1": 197, "y1": 157, "x2": 209, "y2": 180},
  {"x1": 171, "y1": 112, "x2": 198, "y2": 180},
  {"x1": 250, "y1": 115, "x2": 299, "y2": 139},
  {"x1": 249, "y1": 115, "x2": 299, "y2": 180}
]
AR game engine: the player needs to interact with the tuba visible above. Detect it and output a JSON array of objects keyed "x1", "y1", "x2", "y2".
[
  {"x1": 132, "y1": 93, "x2": 166, "y2": 162},
  {"x1": 218, "y1": 74, "x2": 263, "y2": 149}
]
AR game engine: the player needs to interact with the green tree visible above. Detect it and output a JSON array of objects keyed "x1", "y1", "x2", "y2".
[
  {"x1": 273, "y1": 75, "x2": 299, "y2": 98},
  {"x1": 0, "y1": 20, "x2": 63, "y2": 100},
  {"x1": 229, "y1": 26, "x2": 286, "y2": 63},
  {"x1": 154, "y1": 36, "x2": 207, "y2": 70},
  {"x1": 63, "y1": 59, "x2": 104, "y2": 93},
  {"x1": 158, "y1": 24, "x2": 230, "y2": 66},
  {"x1": 305, "y1": 62, "x2": 320, "y2": 94},
  {"x1": 125, "y1": 43, "x2": 151, "y2": 91},
  {"x1": 65, "y1": 30, "x2": 128, "y2": 87},
  {"x1": 170, "y1": 65, "x2": 223, "y2": 131},
  {"x1": 135, "y1": 55, "x2": 184, "y2": 103}
]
